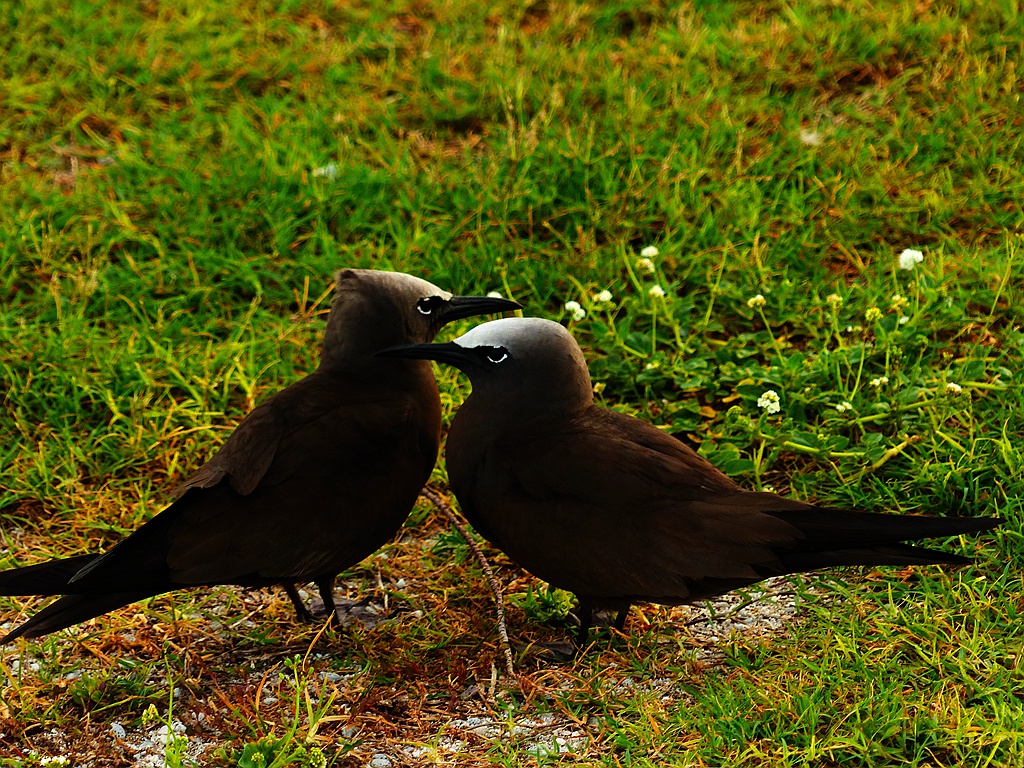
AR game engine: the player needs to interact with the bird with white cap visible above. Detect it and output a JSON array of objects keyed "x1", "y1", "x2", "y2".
[{"x1": 382, "y1": 317, "x2": 1001, "y2": 655}]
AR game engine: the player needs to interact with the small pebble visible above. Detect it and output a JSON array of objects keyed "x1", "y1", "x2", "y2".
[
  {"x1": 110, "y1": 722, "x2": 127, "y2": 740},
  {"x1": 368, "y1": 755, "x2": 392, "y2": 768}
]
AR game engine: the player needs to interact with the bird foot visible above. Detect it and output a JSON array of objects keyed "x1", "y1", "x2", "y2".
[
  {"x1": 589, "y1": 609, "x2": 621, "y2": 629},
  {"x1": 310, "y1": 596, "x2": 404, "y2": 629},
  {"x1": 512, "y1": 640, "x2": 579, "y2": 664}
]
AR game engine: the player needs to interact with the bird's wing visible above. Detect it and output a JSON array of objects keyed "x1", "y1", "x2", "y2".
[
  {"x1": 455, "y1": 407, "x2": 809, "y2": 602},
  {"x1": 70, "y1": 373, "x2": 439, "y2": 591},
  {"x1": 462, "y1": 407, "x2": 992, "y2": 605},
  {"x1": 173, "y1": 384, "x2": 297, "y2": 498}
]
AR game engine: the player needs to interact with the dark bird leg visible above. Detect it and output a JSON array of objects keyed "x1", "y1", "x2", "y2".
[
  {"x1": 315, "y1": 576, "x2": 339, "y2": 628},
  {"x1": 613, "y1": 606, "x2": 629, "y2": 632},
  {"x1": 574, "y1": 599, "x2": 594, "y2": 652},
  {"x1": 283, "y1": 584, "x2": 314, "y2": 624}
]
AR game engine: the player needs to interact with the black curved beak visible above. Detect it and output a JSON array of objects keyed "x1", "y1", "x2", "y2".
[
  {"x1": 439, "y1": 295, "x2": 521, "y2": 324},
  {"x1": 377, "y1": 341, "x2": 473, "y2": 369}
]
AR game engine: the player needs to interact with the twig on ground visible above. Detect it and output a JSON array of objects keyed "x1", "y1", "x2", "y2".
[
  {"x1": 420, "y1": 486, "x2": 515, "y2": 678},
  {"x1": 852, "y1": 435, "x2": 921, "y2": 482}
]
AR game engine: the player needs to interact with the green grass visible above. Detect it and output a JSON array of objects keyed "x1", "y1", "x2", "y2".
[{"x1": 2, "y1": 0, "x2": 1023, "y2": 764}]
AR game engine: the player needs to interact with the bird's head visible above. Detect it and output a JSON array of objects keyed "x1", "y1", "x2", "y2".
[
  {"x1": 379, "y1": 317, "x2": 594, "y2": 419},
  {"x1": 321, "y1": 269, "x2": 520, "y2": 370}
]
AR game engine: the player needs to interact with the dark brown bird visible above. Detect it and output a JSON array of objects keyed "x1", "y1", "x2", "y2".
[
  {"x1": 382, "y1": 317, "x2": 1001, "y2": 652},
  {"x1": 0, "y1": 269, "x2": 519, "y2": 642}
]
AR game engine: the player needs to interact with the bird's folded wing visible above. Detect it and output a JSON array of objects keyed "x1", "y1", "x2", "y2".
[
  {"x1": 173, "y1": 381, "x2": 302, "y2": 498},
  {"x1": 70, "y1": 380, "x2": 435, "y2": 590},
  {"x1": 473, "y1": 408, "x2": 810, "y2": 600},
  {"x1": 166, "y1": 391, "x2": 434, "y2": 583}
]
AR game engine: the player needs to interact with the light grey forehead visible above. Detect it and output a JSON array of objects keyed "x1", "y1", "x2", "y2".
[
  {"x1": 376, "y1": 271, "x2": 453, "y2": 299},
  {"x1": 454, "y1": 317, "x2": 574, "y2": 350},
  {"x1": 338, "y1": 269, "x2": 453, "y2": 299}
]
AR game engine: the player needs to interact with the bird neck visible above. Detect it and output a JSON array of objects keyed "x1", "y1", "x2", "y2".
[
  {"x1": 458, "y1": 382, "x2": 593, "y2": 436},
  {"x1": 320, "y1": 351, "x2": 436, "y2": 390},
  {"x1": 317, "y1": 299, "x2": 418, "y2": 373}
]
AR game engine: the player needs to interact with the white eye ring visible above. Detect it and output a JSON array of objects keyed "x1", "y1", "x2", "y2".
[
  {"x1": 417, "y1": 297, "x2": 440, "y2": 315},
  {"x1": 486, "y1": 351, "x2": 508, "y2": 364}
]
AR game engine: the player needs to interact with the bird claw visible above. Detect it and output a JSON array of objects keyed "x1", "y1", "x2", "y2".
[{"x1": 513, "y1": 640, "x2": 580, "y2": 664}]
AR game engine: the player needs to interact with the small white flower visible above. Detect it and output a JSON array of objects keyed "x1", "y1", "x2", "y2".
[
  {"x1": 898, "y1": 248, "x2": 924, "y2": 270},
  {"x1": 312, "y1": 163, "x2": 338, "y2": 179},
  {"x1": 640, "y1": 245, "x2": 659, "y2": 258},
  {"x1": 636, "y1": 257, "x2": 656, "y2": 274},
  {"x1": 595, "y1": 289, "x2": 613, "y2": 303},
  {"x1": 648, "y1": 285, "x2": 666, "y2": 298},
  {"x1": 835, "y1": 401, "x2": 853, "y2": 413},
  {"x1": 757, "y1": 390, "x2": 781, "y2": 414},
  {"x1": 747, "y1": 294, "x2": 766, "y2": 309},
  {"x1": 899, "y1": 315, "x2": 909, "y2": 325},
  {"x1": 870, "y1": 376, "x2": 889, "y2": 388},
  {"x1": 826, "y1": 293, "x2": 843, "y2": 309},
  {"x1": 799, "y1": 129, "x2": 823, "y2": 146},
  {"x1": 946, "y1": 382, "x2": 963, "y2": 394},
  {"x1": 486, "y1": 290, "x2": 503, "y2": 299},
  {"x1": 644, "y1": 361, "x2": 660, "y2": 371},
  {"x1": 564, "y1": 300, "x2": 585, "y2": 321}
]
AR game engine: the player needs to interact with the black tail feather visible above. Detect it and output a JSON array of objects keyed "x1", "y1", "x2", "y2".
[
  {"x1": 766, "y1": 506, "x2": 1001, "y2": 554},
  {"x1": 2, "y1": 590, "x2": 159, "y2": 643},
  {"x1": 778, "y1": 543, "x2": 974, "y2": 572},
  {"x1": 0, "y1": 554, "x2": 99, "y2": 596}
]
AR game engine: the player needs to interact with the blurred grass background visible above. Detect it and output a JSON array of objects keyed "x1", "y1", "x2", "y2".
[{"x1": 1, "y1": 0, "x2": 1022, "y2": 765}]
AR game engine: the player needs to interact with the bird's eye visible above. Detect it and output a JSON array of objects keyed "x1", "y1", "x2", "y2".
[
  {"x1": 483, "y1": 347, "x2": 509, "y2": 364},
  {"x1": 417, "y1": 296, "x2": 442, "y2": 315}
]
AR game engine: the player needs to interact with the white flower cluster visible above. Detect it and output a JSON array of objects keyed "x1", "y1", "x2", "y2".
[
  {"x1": 835, "y1": 401, "x2": 853, "y2": 413},
  {"x1": 899, "y1": 248, "x2": 924, "y2": 270},
  {"x1": 747, "y1": 294, "x2": 766, "y2": 309},
  {"x1": 562, "y1": 244, "x2": 669, "y2": 321},
  {"x1": 946, "y1": 382, "x2": 963, "y2": 394},
  {"x1": 757, "y1": 390, "x2": 781, "y2": 414},
  {"x1": 870, "y1": 376, "x2": 889, "y2": 388},
  {"x1": 635, "y1": 245, "x2": 666, "y2": 294},
  {"x1": 564, "y1": 300, "x2": 585, "y2": 321}
]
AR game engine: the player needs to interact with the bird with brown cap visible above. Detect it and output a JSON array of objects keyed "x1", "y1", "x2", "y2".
[
  {"x1": 382, "y1": 317, "x2": 1001, "y2": 655},
  {"x1": 0, "y1": 269, "x2": 519, "y2": 643}
]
